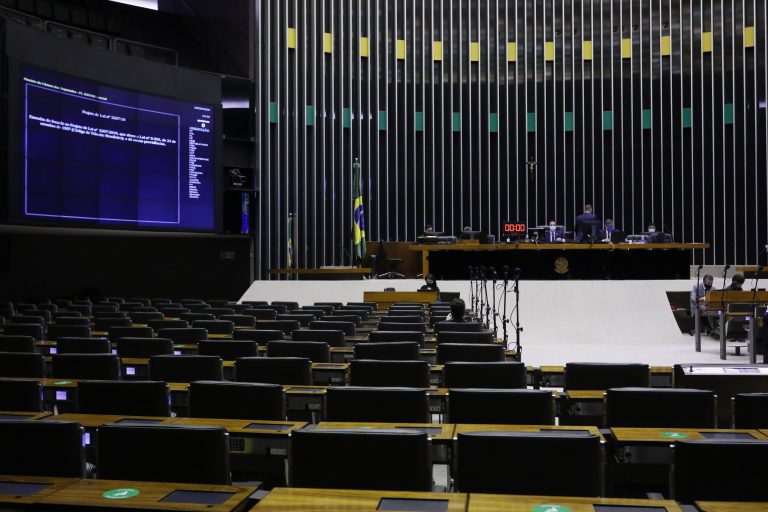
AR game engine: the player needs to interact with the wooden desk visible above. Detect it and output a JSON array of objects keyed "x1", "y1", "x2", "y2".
[
  {"x1": 170, "y1": 417, "x2": 305, "y2": 436},
  {"x1": 313, "y1": 421, "x2": 455, "y2": 443},
  {"x1": 48, "y1": 413, "x2": 175, "y2": 428},
  {"x1": 611, "y1": 427, "x2": 768, "y2": 444},
  {"x1": 37, "y1": 478, "x2": 256, "y2": 511},
  {"x1": 696, "y1": 501, "x2": 768, "y2": 512},
  {"x1": 254, "y1": 487, "x2": 468, "y2": 512},
  {"x1": 454, "y1": 424, "x2": 604, "y2": 441},
  {"x1": 363, "y1": 291, "x2": 438, "y2": 309},
  {"x1": 468, "y1": 493, "x2": 683, "y2": 512},
  {"x1": 0, "y1": 475, "x2": 78, "y2": 507}
]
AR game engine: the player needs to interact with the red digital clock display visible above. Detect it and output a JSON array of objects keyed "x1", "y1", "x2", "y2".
[{"x1": 502, "y1": 222, "x2": 527, "y2": 234}]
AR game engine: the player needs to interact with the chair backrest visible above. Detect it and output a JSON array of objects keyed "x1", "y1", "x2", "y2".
[
  {"x1": 335, "y1": 309, "x2": 370, "y2": 320},
  {"x1": 434, "y1": 321, "x2": 484, "y2": 333},
  {"x1": 189, "y1": 381, "x2": 285, "y2": 420},
  {"x1": 325, "y1": 386, "x2": 429, "y2": 422},
  {"x1": 3, "y1": 323, "x2": 44, "y2": 340},
  {"x1": 376, "y1": 322, "x2": 426, "y2": 333},
  {"x1": 233, "y1": 329, "x2": 285, "y2": 343},
  {"x1": 0, "y1": 420, "x2": 85, "y2": 477},
  {"x1": 254, "y1": 320, "x2": 302, "y2": 334},
  {"x1": 323, "y1": 314, "x2": 362, "y2": 326},
  {"x1": 604, "y1": 387, "x2": 716, "y2": 428},
  {"x1": 0, "y1": 335, "x2": 36, "y2": 353},
  {"x1": 52, "y1": 354, "x2": 121, "y2": 380},
  {"x1": 290, "y1": 429, "x2": 432, "y2": 491},
  {"x1": 296, "y1": 308, "x2": 325, "y2": 318},
  {"x1": 443, "y1": 361, "x2": 527, "y2": 389},
  {"x1": 192, "y1": 320, "x2": 234, "y2": 335},
  {"x1": 0, "y1": 378, "x2": 43, "y2": 411},
  {"x1": 11, "y1": 315, "x2": 45, "y2": 325},
  {"x1": 436, "y1": 331, "x2": 495, "y2": 344},
  {"x1": 0, "y1": 351, "x2": 45, "y2": 377},
  {"x1": 732, "y1": 392, "x2": 768, "y2": 428},
  {"x1": 272, "y1": 301, "x2": 299, "y2": 311},
  {"x1": 108, "y1": 326, "x2": 155, "y2": 341},
  {"x1": 97, "y1": 424, "x2": 231, "y2": 484},
  {"x1": 47, "y1": 324, "x2": 92, "y2": 341},
  {"x1": 180, "y1": 312, "x2": 216, "y2": 322},
  {"x1": 291, "y1": 329, "x2": 346, "y2": 347},
  {"x1": 267, "y1": 340, "x2": 330, "y2": 363},
  {"x1": 129, "y1": 311, "x2": 164, "y2": 324},
  {"x1": 149, "y1": 355, "x2": 223, "y2": 382},
  {"x1": 437, "y1": 343, "x2": 505, "y2": 364},
  {"x1": 242, "y1": 308, "x2": 277, "y2": 320},
  {"x1": 350, "y1": 359, "x2": 430, "y2": 388},
  {"x1": 369, "y1": 331, "x2": 426, "y2": 347},
  {"x1": 672, "y1": 439, "x2": 768, "y2": 502},
  {"x1": 156, "y1": 328, "x2": 208, "y2": 343},
  {"x1": 235, "y1": 357, "x2": 312, "y2": 385},
  {"x1": 345, "y1": 302, "x2": 377, "y2": 310},
  {"x1": 94, "y1": 317, "x2": 133, "y2": 331},
  {"x1": 310, "y1": 320, "x2": 356, "y2": 336},
  {"x1": 448, "y1": 389, "x2": 555, "y2": 424},
  {"x1": 77, "y1": 380, "x2": 171, "y2": 416},
  {"x1": 379, "y1": 316, "x2": 425, "y2": 324},
  {"x1": 354, "y1": 342, "x2": 421, "y2": 361},
  {"x1": 198, "y1": 340, "x2": 258, "y2": 360},
  {"x1": 157, "y1": 307, "x2": 191, "y2": 317},
  {"x1": 565, "y1": 362, "x2": 651, "y2": 390},
  {"x1": 68, "y1": 304, "x2": 92, "y2": 316},
  {"x1": 148, "y1": 319, "x2": 190, "y2": 331},
  {"x1": 56, "y1": 337, "x2": 111, "y2": 354},
  {"x1": 218, "y1": 314, "x2": 257, "y2": 327},
  {"x1": 254, "y1": 304, "x2": 287, "y2": 314},
  {"x1": 116, "y1": 337, "x2": 174, "y2": 358},
  {"x1": 456, "y1": 431, "x2": 603, "y2": 496}
]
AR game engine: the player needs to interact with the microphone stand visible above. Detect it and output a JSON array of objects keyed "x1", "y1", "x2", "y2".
[
  {"x1": 720, "y1": 265, "x2": 730, "y2": 314},
  {"x1": 468, "y1": 267, "x2": 476, "y2": 313},
  {"x1": 513, "y1": 269, "x2": 523, "y2": 360},
  {"x1": 501, "y1": 267, "x2": 509, "y2": 348},
  {"x1": 490, "y1": 267, "x2": 498, "y2": 337},
  {"x1": 482, "y1": 270, "x2": 491, "y2": 328}
]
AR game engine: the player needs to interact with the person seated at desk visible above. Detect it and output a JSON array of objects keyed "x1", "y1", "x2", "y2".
[
  {"x1": 726, "y1": 273, "x2": 745, "y2": 291},
  {"x1": 644, "y1": 222, "x2": 673, "y2": 243},
  {"x1": 690, "y1": 274, "x2": 717, "y2": 334},
  {"x1": 419, "y1": 274, "x2": 440, "y2": 292},
  {"x1": 598, "y1": 219, "x2": 620, "y2": 242},
  {"x1": 446, "y1": 298, "x2": 466, "y2": 322},
  {"x1": 542, "y1": 219, "x2": 566, "y2": 243}
]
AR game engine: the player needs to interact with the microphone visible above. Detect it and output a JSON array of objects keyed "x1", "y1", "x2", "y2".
[
  {"x1": 502, "y1": 265, "x2": 510, "y2": 280},
  {"x1": 479, "y1": 266, "x2": 487, "y2": 279},
  {"x1": 724, "y1": 264, "x2": 731, "y2": 271},
  {"x1": 513, "y1": 267, "x2": 521, "y2": 279},
  {"x1": 489, "y1": 267, "x2": 497, "y2": 280},
  {"x1": 468, "y1": 266, "x2": 475, "y2": 279},
  {"x1": 697, "y1": 264, "x2": 704, "y2": 270}
]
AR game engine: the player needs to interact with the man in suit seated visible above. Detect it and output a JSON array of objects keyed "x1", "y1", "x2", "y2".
[
  {"x1": 542, "y1": 219, "x2": 565, "y2": 243},
  {"x1": 644, "y1": 222, "x2": 673, "y2": 243},
  {"x1": 598, "y1": 219, "x2": 619, "y2": 242}
]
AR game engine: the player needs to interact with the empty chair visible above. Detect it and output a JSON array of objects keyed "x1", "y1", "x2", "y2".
[
  {"x1": 181, "y1": 299, "x2": 206, "y2": 306},
  {"x1": 434, "y1": 321, "x2": 484, "y2": 333},
  {"x1": 14, "y1": 303, "x2": 37, "y2": 312},
  {"x1": 350, "y1": 359, "x2": 430, "y2": 388},
  {"x1": 242, "y1": 300, "x2": 269, "y2": 306},
  {"x1": 97, "y1": 424, "x2": 230, "y2": 484},
  {"x1": 157, "y1": 307, "x2": 190, "y2": 317},
  {"x1": 23, "y1": 310, "x2": 52, "y2": 323},
  {"x1": 302, "y1": 305, "x2": 333, "y2": 315},
  {"x1": 604, "y1": 388, "x2": 716, "y2": 428},
  {"x1": 0, "y1": 378, "x2": 43, "y2": 411},
  {"x1": 198, "y1": 340, "x2": 258, "y2": 360},
  {"x1": 732, "y1": 392, "x2": 768, "y2": 428},
  {"x1": 443, "y1": 361, "x2": 527, "y2": 389},
  {"x1": 267, "y1": 340, "x2": 330, "y2": 363},
  {"x1": 565, "y1": 362, "x2": 650, "y2": 390},
  {"x1": 191, "y1": 320, "x2": 234, "y2": 335},
  {"x1": 189, "y1": 381, "x2": 285, "y2": 420},
  {"x1": 354, "y1": 342, "x2": 420, "y2": 361},
  {"x1": 156, "y1": 328, "x2": 208, "y2": 343},
  {"x1": 56, "y1": 337, "x2": 111, "y2": 354},
  {"x1": 369, "y1": 330, "x2": 426, "y2": 347},
  {"x1": 437, "y1": 331, "x2": 495, "y2": 344},
  {"x1": 272, "y1": 301, "x2": 299, "y2": 311},
  {"x1": 376, "y1": 322, "x2": 426, "y2": 333},
  {"x1": 108, "y1": 326, "x2": 154, "y2": 341},
  {"x1": 277, "y1": 314, "x2": 316, "y2": 327},
  {"x1": 68, "y1": 304, "x2": 92, "y2": 316},
  {"x1": 180, "y1": 312, "x2": 216, "y2": 322},
  {"x1": 94, "y1": 311, "x2": 128, "y2": 319},
  {"x1": 117, "y1": 337, "x2": 174, "y2": 358},
  {"x1": 52, "y1": 354, "x2": 121, "y2": 380},
  {"x1": 448, "y1": 389, "x2": 555, "y2": 424},
  {"x1": 10, "y1": 315, "x2": 46, "y2": 325},
  {"x1": 36, "y1": 304, "x2": 58, "y2": 313},
  {"x1": 325, "y1": 386, "x2": 429, "y2": 422},
  {"x1": 254, "y1": 320, "x2": 301, "y2": 335},
  {"x1": 310, "y1": 320, "x2": 356, "y2": 336},
  {"x1": 148, "y1": 319, "x2": 189, "y2": 330},
  {"x1": 185, "y1": 303, "x2": 212, "y2": 313},
  {"x1": 55, "y1": 315, "x2": 90, "y2": 326},
  {"x1": 92, "y1": 304, "x2": 119, "y2": 314},
  {"x1": 233, "y1": 329, "x2": 284, "y2": 343},
  {"x1": 455, "y1": 431, "x2": 603, "y2": 496},
  {"x1": 254, "y1": 304, "x2": 287, "y2": 314},
  {"x1": 127, "y1": 298, "x2": 152, "y2": 307},
  {"x1": 437, "y1": 343, "x2": 505, "y2": 364},
  {"x1": 94, "y1": 317, "x2": 132, "y2": 331},
  {"x1": 325, "y1": 314, "x2": 363, "y2": 326},
  {"x1": 219, "y1": 314, "x2": 256, "y2": 328},
  {"x1": 0, "y1": 352, "x2": 45, "y2": 377},
  {"x1": 149, "y1": 355, "x2": 223, "y2": 382},
  {"x1": 3, "y1": 323, "x2": 44, "y2": 340},
  {"x1": 315, "y1": 302, "x2": 343, "y2": 309},
  {"x1": 207, "y1": 307, "x2": 236, "y2": 317},
  {"x1": 235, "y1": 357, "x2": 312, "y2": 385},
  {"x1": 0, "y1": 335, "x2": 36, "y2": 353},
  {"x1": 47, "y1": 324, "x2": 91, "y2": 340},
  {"x1": 332, "y1": 310, "x2": 369, "y2": 321},
  {"x1": 294, "y1": 309, "x2": 324, "y2": 319},
  {"x1": 0, "y1": 420, "x2": 85, "y2": 477},
  {"x1": 242, "y1": 308, "x2": 277, "y2": 320},
  {"x1": 345, "y1": 302, "x2": 377, "y2": 310},
  {"x1": 379, "y1": 315, "x2": 425, "y2": 324},
  {"x1": 77, "y1": 380, "x2": 171, "y2": 416},
  {"x1": 672, "y1": 439, "x2": 768, "y2": 502},
  {"x1": 129, "y1": 311, "x2": 164, "y2": 324},
  {"x1": 384, "y1": 310, "x2": 424, "y2": 318},
  {"x1": 290, "y1": 429, "x2": 431, "y2": 491},
  {"x1": 292, "y1": 329, "x2": 345, "y2": 347}
]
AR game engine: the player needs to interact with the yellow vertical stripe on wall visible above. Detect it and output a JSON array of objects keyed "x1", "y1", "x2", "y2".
[
  {"x1": 661, "y1": 35, "x2": 672, "y2": 56},
  {"x1": 396, "y1": 39, "x2": 406, "y2": 60},
  {"x1": 621, "y1": 38, "x2": 632, "y2": 59},
  {"x1": 433, "y1": 41, "x2": 443, "y2": 61},
  {"x1": 744, "y1": 26, "x2": 755, "y2": 48},
  {"x1": 702, "y1": 32, "x2": 713, "y2": 52},
  {"x1": 470, "y1": 42, "x2": 480, "y2": 62},
  {"x1": 545, "y1": 41, "x2": 555, "y2": 61},
  {"x1": 323, "y1": 33, "x2": 333, "y2": 54},
  {"x1": 287, "y1": 27, "x2": 297, "y2": 49},
  {"x1": 583, "y1": 40, "x2": 593, "y2": 60},
  {"x1": 360, "y1": 37, "x2": 369, "y2": 57},
  {"x1": 507, "y1": 42, "x2": 517, "y2": 62}
]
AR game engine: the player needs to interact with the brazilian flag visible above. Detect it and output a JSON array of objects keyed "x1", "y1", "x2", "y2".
[{"x1": 352, "y1": 158, "x2": 367, "y2": 264}]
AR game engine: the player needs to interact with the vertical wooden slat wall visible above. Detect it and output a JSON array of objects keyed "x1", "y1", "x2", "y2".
[{"x1": 256, "y1": 0, "x2": 768, "y2": 278}]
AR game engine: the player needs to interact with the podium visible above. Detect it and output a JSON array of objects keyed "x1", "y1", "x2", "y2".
[
  {"x1": 362, "y1": 291, "x2": 438, "y2": 309},
  {"x1": 696, "y1": 290, "x2": 768, "y2": 361}
]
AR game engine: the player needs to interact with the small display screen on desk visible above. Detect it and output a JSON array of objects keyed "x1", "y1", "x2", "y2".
[
  {"x1": 378, "y1": 498, "x2": 449, "y2": 512},
  {"x1": 593, "y1": 506, "x2": 668, "y2": 512},
  {"x1": 394, "y1": 426, "x2": 442, "y2": 435},
  {"x1": 113, "y1": 419, "x2": 164, "y2": 425},
  {"x1": 700, "y1": 432, "x2": 756, "y2": 440},
  {"x1": 539, "y1": 428, "x2": 592, "y2": 436},
  {"x1": 0, "y1": 481, "x2": 51, "y2": 496},
  {"x1": 160, "y1": 490, "x2": 235, "y2": 505},
  {"x1": 244, "y1": 423, "x2": 292, "y2": 431}
]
